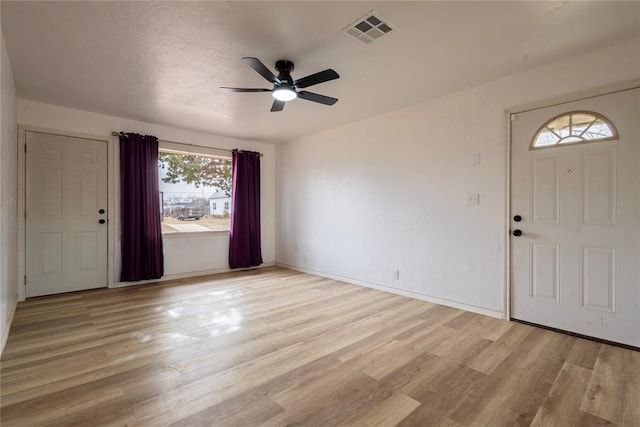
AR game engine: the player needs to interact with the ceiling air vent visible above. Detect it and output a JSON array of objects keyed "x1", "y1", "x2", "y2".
[{"x1": 343, "y1": 11, "x2": 394, "y2": 45}]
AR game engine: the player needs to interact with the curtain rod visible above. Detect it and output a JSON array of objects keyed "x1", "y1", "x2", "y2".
[{"x1": 111, "y1": 132, "x2": 263, "y2": 157}]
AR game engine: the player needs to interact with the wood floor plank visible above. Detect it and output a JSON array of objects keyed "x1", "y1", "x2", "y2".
[
  {"x1": 169, "y1": 355, "x2": 341, "y2": 427},
  {"x1": 1, "y1": 267, "x2": 638, "y2": 426},
  {"x1": 530, "y1": 363, "x2": 593, "y2": 426},
  {"x1": 364, "y1": 326, "x2": 459, "y2": 380},
  {"x1": 484, "y1": 331, "x2": 574, "y2": 426},
  {"x1": 581, "y1": 345, "x2": 640, "y2": 425},
  {"x1": 443, "y1": 310, "x2": 512, "y2": 342},
  {"x1": 448, "y1": 326, "x2": 549, "y2": 425},
  {"x1": 348, "y1": 392, "x2": 421, "y2": 426},
  {"x1": 466, "y1": 321, "x2": 533, "y2": 374},
  {"x1": 170, "y1": 394, "x2": 284, "y2": 427},
  {"x1": 566, "y1": 338, "x2": 603, "y2": 370},
  {"x1": 397, "y1": 363, "x2": 487, "y2": 426}
]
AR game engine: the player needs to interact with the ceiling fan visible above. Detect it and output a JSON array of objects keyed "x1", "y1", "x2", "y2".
[{"x1": 221, "y1": 57, "x2": 340, "y2": 112}]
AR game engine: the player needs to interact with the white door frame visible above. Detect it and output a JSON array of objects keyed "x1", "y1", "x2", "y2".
[
  {"x1": 17, "y1": 125, "x2": 116, "y2": 301},
  {"x1": 504, "y1": 79, "x2": 640, "y2": 321}
]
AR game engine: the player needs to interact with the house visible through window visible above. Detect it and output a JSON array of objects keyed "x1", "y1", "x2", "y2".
[{"x1": 158, "y1": 143, "x2": 232, "y2": 234}]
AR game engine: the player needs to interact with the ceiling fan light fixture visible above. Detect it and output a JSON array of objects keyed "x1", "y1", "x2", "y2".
[{"x1": 272, "y1": 86, "x2": 297, "y2": 101}]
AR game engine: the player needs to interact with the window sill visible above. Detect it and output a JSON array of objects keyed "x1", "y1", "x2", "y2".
[{"x1": 162, "y1": 230, "x2": 230, "y2": 239}]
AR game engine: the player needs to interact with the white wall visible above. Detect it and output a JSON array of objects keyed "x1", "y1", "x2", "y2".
[
  {"x1": 1, "y1": 21, "x2": 18, "y2": 352},
  {"x1": 17, "y1": 100, "x2": 276, "y2": 286},
  {"x1": 276, "y1": 39, "x2": 640, "y2": 317}
]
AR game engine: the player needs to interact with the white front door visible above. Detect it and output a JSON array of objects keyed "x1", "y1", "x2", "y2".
[
  {"x1": 511, "y1": 88, "x2": 639, "y2": 347},
  {"x1": 25, "y1": 131, "x2": 108, "y2": 297}
]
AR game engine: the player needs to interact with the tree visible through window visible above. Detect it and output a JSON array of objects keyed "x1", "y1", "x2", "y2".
[
  {"x1": 531, "y1": 111, "x2": 617, "y2": 149},
  {"x1": 158, "y1": 149, "x2": 232, "y2": 233}
]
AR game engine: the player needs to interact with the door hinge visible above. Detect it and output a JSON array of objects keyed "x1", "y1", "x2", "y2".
[
  {"x1": 24, "y1": 144, "x2": 27, "y2": 153},
  {"x1": 510, "y1": 113, "x2": 517, "y2": 121},
  {"x1": 24, "y1": 275, "x2": 26, "y2": 285}
]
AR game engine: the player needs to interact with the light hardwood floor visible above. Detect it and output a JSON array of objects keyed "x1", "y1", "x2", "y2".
[{"x1": 1, "y1": 267, "x2": 638, "y2": 426}]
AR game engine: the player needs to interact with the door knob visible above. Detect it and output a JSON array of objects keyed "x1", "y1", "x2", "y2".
[
  {"x1": 513, "y1": 215, "x2": 522, "y2": 222},
  {"x1": 99, "y1": 219, "x2": 106, "y2": 224},
  {"x1": 99, "y1": 209, "x2": 105, "y2": 214},
  {"x1": 512, "y1": 229, "x2": 522, "y2": 237}
]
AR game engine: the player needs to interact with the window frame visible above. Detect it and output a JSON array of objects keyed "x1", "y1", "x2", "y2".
[
  {"x1": 158, "y1": 141, "x2": 232, "y2": 237},
  {"x1": 529, "y1": 110, "x2": 618, "y2": 150}
]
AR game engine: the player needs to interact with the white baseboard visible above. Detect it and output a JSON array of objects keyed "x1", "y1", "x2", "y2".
[
  {"x1": 1, "y1": 297, "x2": 18, "y2": 356},
  {"x1": 276, "y1": 262, "x2": 504, "y2": 320},
  {"x1": 110, "y1": 262, "x2": 276, "y2": 288}
]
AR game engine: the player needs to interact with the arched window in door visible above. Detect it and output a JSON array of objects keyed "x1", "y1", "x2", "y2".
[{"x1": 530, "y1": 111, "x2": 617, "y2": 149}]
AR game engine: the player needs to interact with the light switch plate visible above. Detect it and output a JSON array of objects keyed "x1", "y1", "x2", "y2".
[{"x1": 466, "y1": 193, "x2": 480, "y2": 206}]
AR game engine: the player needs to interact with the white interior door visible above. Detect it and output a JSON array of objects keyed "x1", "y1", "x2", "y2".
[
  {"x1": 26, "y1": 131, "x2": 108, "y2": 297},
  {"x1": 511, "y1": 88, "x2": 639, "y2": 347}
]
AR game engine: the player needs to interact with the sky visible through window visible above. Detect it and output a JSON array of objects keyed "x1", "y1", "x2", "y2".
[{"x1": 158, "y1": 167, "x2": 218, "y2": 198}]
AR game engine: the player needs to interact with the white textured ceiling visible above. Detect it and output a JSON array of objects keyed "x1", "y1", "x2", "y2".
[{"x1": 2, "y1": 1, "x2": 639, "y2": 143}]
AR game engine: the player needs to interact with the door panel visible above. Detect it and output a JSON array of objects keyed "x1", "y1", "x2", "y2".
[
  {"x1": 582, "y1": 148, "x2": 616, "y2": 225},
  {"x1": 511, "y1": 88, "x2": 639, "y2": 346},
  {"x1": 531, "y1": 155, "x2": 559, "y2": 223},
  {"x1": 531, "y1": 243, "x2": 559, "y2": 302},
  {"x1": 26, "y1": 131, "x2": 108, "y2": 297},
  {"x1": 581, "y1": 247, "x2": 616, "y2": 312}
]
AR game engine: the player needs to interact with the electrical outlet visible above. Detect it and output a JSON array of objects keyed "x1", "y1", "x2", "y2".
[
  {"x1": 293, "y1": 244, "x2": 298, "y2": 253},
  {"x1": 466, "y1": 193, "x2": 480, "y2": 206},
  {"x1": 472, "y1": 152, "x2": 481, "y2": 166},
  {"x1": 393, "y1": 270, "x2": 400, "y2": 280},
  {"x1": 302, "y1": 255, "x2": 307, "y2": 263}
]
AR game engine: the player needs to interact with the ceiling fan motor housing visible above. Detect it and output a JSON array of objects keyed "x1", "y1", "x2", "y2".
[{"x1": 275, "y1": 60, "x2": 295, "y2": 84}]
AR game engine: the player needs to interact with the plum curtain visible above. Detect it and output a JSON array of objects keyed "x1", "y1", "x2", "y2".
[
  {"x1": 229, "y1": 149, "x2": 263, "y2": 269},
  {"x1": 119, "y1": 133, "x2": 164, "y2": 281}
]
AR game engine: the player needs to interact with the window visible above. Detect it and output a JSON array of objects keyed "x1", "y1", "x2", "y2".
[
  {"x1": 158, "y1": 142, "x2": 232, "y2": 234},
  {"x1": 531, "y1": 111, "x2": 617, "y2": 149}
]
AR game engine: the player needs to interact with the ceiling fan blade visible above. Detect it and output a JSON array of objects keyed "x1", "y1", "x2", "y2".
[
  {"x1": 297, "y1": 91, "x2": 338, "y2": 106},
  {"x1": 271, "y1": 100, "x2": 285, "y2": 112},
  {"x1": 220, "y1": 87, "x2": 272, "y2": 93},
  {"x1": 242, "y1": 57, "x2": 281, "y2": 84},
  {"x1": 294, "y1": 69, "x2": 339, "y2": 88}
]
